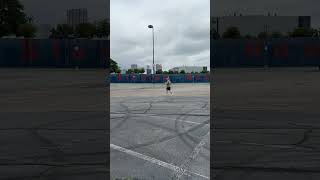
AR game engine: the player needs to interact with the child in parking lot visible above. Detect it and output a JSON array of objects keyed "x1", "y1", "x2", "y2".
[{"x1": 165, "y1": 77, "x2": 173, "y2": 95}]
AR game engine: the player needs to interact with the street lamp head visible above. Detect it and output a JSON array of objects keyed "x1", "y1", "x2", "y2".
[{"x1": 148, "y1": 25, "x2": 153, "y2": 28}]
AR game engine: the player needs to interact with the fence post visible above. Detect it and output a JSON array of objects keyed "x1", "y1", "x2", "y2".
[
  {"x1": 193, "y1": 74, "x2": 195, "y2": 84},
  {"x1": 264, "y1": 41, "x2": 268, "y2": 69}
]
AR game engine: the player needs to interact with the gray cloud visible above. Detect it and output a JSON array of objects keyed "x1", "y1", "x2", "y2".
[
  {"x1": 19, "y1": 0, "x2": 209, "y2": 70},
  {"x1": 168, "y1": 38, "x2": 209, "y2": 56},
  {"x1": 111, "y1": 0, "x2": 210, "y2": 70},
  {"x1": 21, "y1": 0, "x2": 108, "y2": 26}
]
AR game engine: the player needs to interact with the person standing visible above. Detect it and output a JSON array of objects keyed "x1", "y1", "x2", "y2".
[{"x1": 165, "y1": 77, "x2": 173, "y2": 95}]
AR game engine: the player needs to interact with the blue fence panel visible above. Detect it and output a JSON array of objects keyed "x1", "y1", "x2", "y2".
[
  {"x1": 0, "y1": 39, "x2": 109, "y2": 68},
  {"x1": 211, "y1": 38, "x2": 320, "y2": 67},
  {"x1": 110, "y1": 74, "x2": 209, "y2": 83},
  {"x1": 0, "y1": 39, "x2": 25, "y2": 66},
  {"x1": 302, "y1": 38, "x2": 320, "y2": 66},
  {"x1": 243, "y1": 40, "x2": 265, "y2": 66},
  {"x1": 68, "y1": 39, "x2": 106, "y2": 68},
  {"x1": 28, "y1": 39, "x2": 53, "y2": 66}
]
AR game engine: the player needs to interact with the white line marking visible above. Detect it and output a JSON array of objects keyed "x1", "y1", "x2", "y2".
[
  {"x1": 173, "y1": 131, "x2": 210, "y2": 179},
  {"x1": 110, "y1": 143, "x2": 209, "y2": 179},
  {"x1": 111, "y1": 112, "x2": 210, "y2": 116}
]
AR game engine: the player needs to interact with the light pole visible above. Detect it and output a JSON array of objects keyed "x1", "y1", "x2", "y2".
[{"x1": 148, "y1": 25, "x2": 155, "y2": 87}]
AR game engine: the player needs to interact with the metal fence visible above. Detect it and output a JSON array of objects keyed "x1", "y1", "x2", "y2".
[
  {"x1": 211, "y1": 38, "x2": 320, "y2": 67},
  {"x1": 110, "y1": 74, "x2": 210, "y2": 83},
  {"x1": 0, "y1": 39, "x2": 109, "y2": 68}
]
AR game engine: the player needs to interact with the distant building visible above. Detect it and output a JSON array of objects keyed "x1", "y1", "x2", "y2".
[
  {"x1": 212, "y1": 15, "x2": 311, "y2": 37},
  {"x1": 131, "y1": 64, "x2": 138, "y2": 69},
  {"x1": 146, "y1": 65, "x2": 152, "y2": 75},
  {"x1": 156, "y1": 64, "x2": 162, "y2": 72},
  {"x1": 171, "y1": 67, "x2": 180, "y2": 73},
  {"x1": 67, "y1": 8, "x2": 88, "y2": 27},
  {"x1": 170, "y1": 66, "x2": 207, "y2": 73},
  {"x1": 121, "y1": 69, "x2": 126, "y2": 74}
]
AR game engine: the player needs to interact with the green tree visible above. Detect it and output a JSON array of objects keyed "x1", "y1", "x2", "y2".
[
  {"x1": 126, "y1": 69, "x2": 134, "y2": 74},
  {"x1": 50, "y1": 24, "x2": 73, "y2": 39},
  {"x1": 17, "y1": 23, "x2": 36, "y2": 38},
  {"x1": 271, "y1": 31, "x2": 283, "y2": 38},
  {"x1": 133, "y1": 68, "x2": 139, "y2": 74},
  {"x1": 168, "y1": 70, "x2": 174, "y2": 74},
  {"x1": 0, "y1": 24, "x2": 10, "y2": 37},
  {"x1": 222, "y1": 26, "x2": 241, "y2": 39},
  {"x1": 289, "y1": 28, "x2": 314, "y2": 37},
  {"x1": 49, "y1": 28, "x2": 58, "y2": 38},
  {"x1": 75, "y1": 23, "x2": 96, "y2": 38},
  {"x1": 156, "y1": 69, "x2": 163, "y2": 74},
  {"x1": 139, "y1": 68, "x2": 145, "y2": 74},
  {"x1": 0, "y1": 0, "x2": 29, "y2": 36},
  {"x1": 244, "y1": 34, "x2": 254, "y2": 39},
  {"x1": 258, "y1": 32, "x2": 269, "y2": 39},
  {"x1": 163, "y1": 71, "x2": 168, "y2": 74},
  {"x1": 96, "y1": 19, "x2": 109, "y2": 38},
  {"x1": 201, "y1": 70, "x2": 209, "y2": 74},
  {"x1": 110, "y1": 58, "x2": 121, "y2": 73},
  {"x1": 180, "y1": 70, "x2": 186, "y2": 74}
]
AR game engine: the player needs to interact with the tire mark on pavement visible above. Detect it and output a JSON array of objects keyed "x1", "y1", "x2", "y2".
[
  {"x1": 123, "y1": 120, "x2": 209, "y2": 150},
  {"x1": 172, "y1": 131, "x2": 210, "y2": 179}
]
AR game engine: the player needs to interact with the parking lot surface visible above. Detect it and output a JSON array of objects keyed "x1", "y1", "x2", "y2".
[{"x1": 111, "y1": 83, "x2": 210, "y2": 179}]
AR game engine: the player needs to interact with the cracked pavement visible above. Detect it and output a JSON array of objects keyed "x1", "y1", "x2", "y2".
[
  {"x1": 0, "y1": 69, "x2": 108, "y2": 180},
  {"x1": 110, "y1": 83, "x2": 210, "y2": 179},
  {"x1": 211, "y1": 68, "x2": 320, "y2": 180}
]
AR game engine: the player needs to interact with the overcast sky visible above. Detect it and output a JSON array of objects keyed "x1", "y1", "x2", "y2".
[
  {"x1": 111, "y1": 0, "x2": 210, "y2": 71},
  {"x1": 212, "y1": 0, "x2": 320, "y2": 28},
  {"x1": 21, "y1": 0, "x2": 108, "y2": 26}
]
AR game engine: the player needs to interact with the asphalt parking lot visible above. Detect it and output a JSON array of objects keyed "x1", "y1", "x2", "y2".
[
  {"x1": 110, "y1": 83, "x2": 210, "y2": 179},
  {"x1": 0, "y1": 69, "x2": 108, "y2": 180},
  {"x1": 3, "y1": 67, "x2": 319, "y2": 179},
  {"x1": 212, "y1": 68, "x2": 320, "y2": 180}
]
